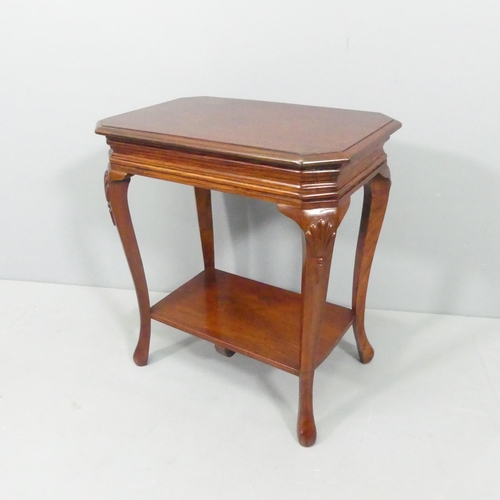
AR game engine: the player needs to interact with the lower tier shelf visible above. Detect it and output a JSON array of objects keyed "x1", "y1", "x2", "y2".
[{"x1": 150, "y1": 269, "x2": 354, "y2": 375}]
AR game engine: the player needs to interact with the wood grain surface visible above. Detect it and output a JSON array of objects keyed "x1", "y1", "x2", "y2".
[
  {"x1": 99, "y1": 97, "x2": 401, "y2": 446},
  {"x1": 96, "y1": 96, "x2": 401, "y2": 169}
]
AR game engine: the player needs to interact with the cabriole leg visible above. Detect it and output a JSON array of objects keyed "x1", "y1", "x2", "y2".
[
  {"x1": 352, "y1": 165, "x2": 391, "y2": 363},
  {"x1": 278, "y1": 204, "x2": 345, "y2": 446},
  {"x1": 104, "y1": 169, "x2": 151, "y2": 366}
]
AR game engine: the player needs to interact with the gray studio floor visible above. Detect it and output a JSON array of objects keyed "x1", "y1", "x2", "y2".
[{"x1": 1, "y1": 279, "x2": 499, "y2": 499}]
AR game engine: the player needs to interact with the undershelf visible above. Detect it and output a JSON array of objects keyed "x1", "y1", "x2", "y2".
[{"x1": 150, "y1": 270, "x2": 354, "y2": 375}]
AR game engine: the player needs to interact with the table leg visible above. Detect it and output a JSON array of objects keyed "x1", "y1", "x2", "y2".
[
  {"x1": 352, "y1": 165, "x2": 391, "y2": 363},
  {"x1": 194, "y1": 188, "x2": 236, "y2": 357},
  {"x1": 104, "y1": 169, "x2": 151, "y2": 366},
  {"x1": 194, "y1": 187, "x2": 215, "y2": 270},
  {"x1": 278, "y1": 204, "x2": 347, "y2": 446}
]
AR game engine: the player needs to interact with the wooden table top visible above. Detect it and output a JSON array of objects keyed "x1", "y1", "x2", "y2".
[{"x1": 96, "y1": 97, "x2": 401, "y2": 169}]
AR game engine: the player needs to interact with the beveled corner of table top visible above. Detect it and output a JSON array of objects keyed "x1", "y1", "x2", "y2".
[{"x1": 96, "y1": 97, "x2": 401, "y2": 168}]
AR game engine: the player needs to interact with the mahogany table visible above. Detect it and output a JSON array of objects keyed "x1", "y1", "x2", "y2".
[{"x1": 96, "y1": 97, "x2": 401, "y2": 446}]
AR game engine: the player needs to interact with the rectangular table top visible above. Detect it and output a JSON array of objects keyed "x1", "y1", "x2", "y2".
[{"x1": 96, "y1": 97, "x2": 401, "y2": 169}]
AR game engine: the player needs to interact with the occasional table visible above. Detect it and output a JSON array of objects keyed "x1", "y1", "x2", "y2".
[{"x1": 96, "y1": 97, "x2": 401, "y2": 446}]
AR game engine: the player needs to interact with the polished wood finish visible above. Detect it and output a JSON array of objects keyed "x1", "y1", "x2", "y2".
[
  {"x1": 96, "y1": 97, "x2": 400, "y2": 207},
  {"x1": 352, "y1": 166, "x2": 392, "y2": 363},
  {"x1": 104, "y1": 170, "x2": 151, "y2": 366},
  {"x1": 278, "y1": 207, "x2": 339, "y2": 446},
  {"x1": 151, "y1": 270, "x2": 353, "y2": 375},
  {"x1": 194, "y1": 187, "x2": 215, "y2": 270},
  {"x1": 97, "y1": 97, "x2": 401, "y2": 446},
  {"x1": 96, "y1": 97, "x2": 397, "y2": 167},
  {"x1": 278, "y1": 198, "x2": 352, "y2": 446}
]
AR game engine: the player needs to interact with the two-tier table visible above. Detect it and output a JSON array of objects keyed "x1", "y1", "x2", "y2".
[{"x1": 96, "y1": 97, "x2": 401, "y2": 446}]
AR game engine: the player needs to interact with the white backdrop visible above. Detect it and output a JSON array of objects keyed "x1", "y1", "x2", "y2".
[{"x1": 1, "y1": 0, "x2": 499, "y2": 318}]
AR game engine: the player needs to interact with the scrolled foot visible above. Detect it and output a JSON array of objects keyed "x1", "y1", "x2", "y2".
[
  {"x1": 297, "y1": 414, "x2": 317, "y2": 447},
  {"x1": 358, "y1": 342, "x2": 374, "y2": 364},
  {"x1": 133, "y1": 347, "x2": 149, "y2": 366},
  {"x1": 133, "y1": 327, "x2": 151, "y2": 366},
  {"x1": 297, "y1": 372, "x2": 317, "y2": 447},
  {"x1": 214, "y1": 345, "x2": 235, "y2": 357},
  {"x1": 353, "y1": 325, "x2": 374, "y2": 364}
]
